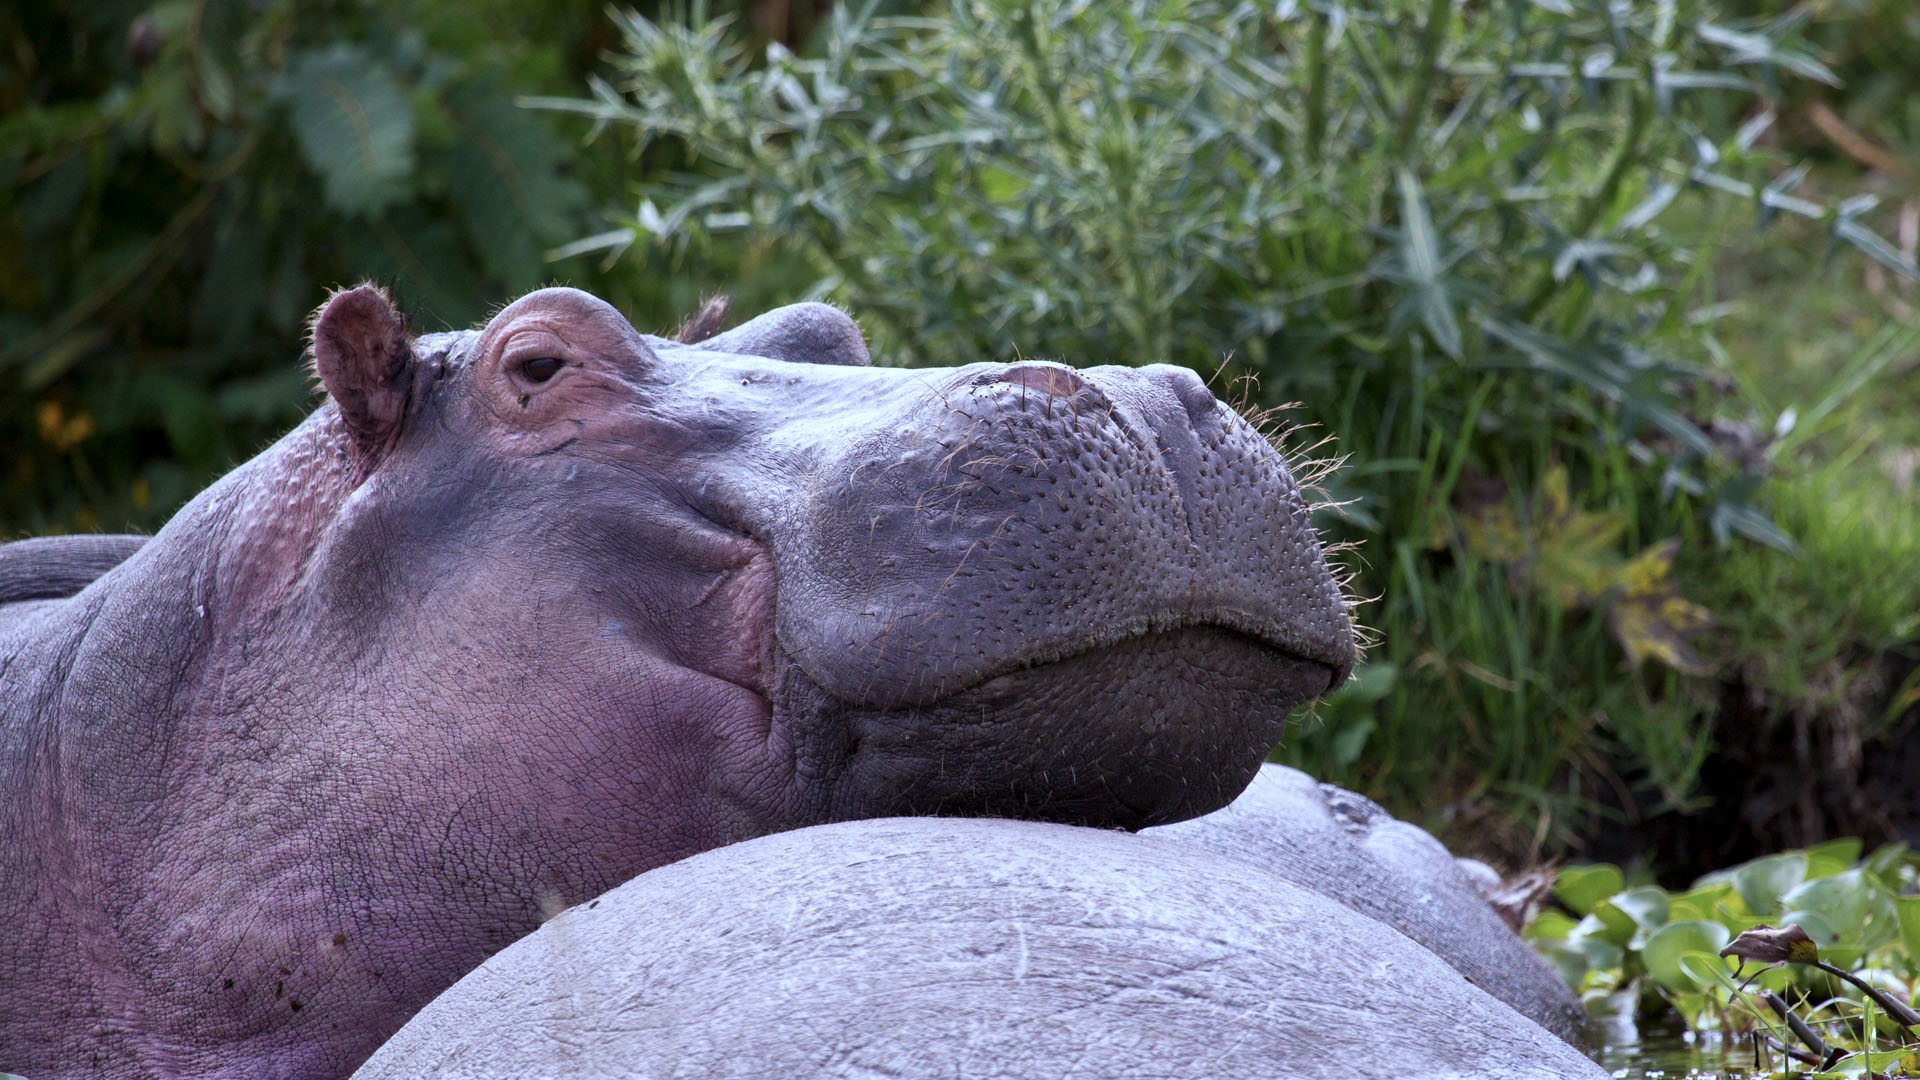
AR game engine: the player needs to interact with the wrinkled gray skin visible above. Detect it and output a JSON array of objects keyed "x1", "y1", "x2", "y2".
[
  {"x1": 355, "y1": 816, "x2": 1605, "y2": 1080},
  {"x1": 0, "y1": 287, "x2": 1353, "y2": 1078},
  {"x1": 1147, "y1": 763, "x2": 1589, "y2": 1044}
]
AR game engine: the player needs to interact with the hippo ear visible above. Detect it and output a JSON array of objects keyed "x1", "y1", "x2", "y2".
[
  {"x1": 692, "y1": 302, "x2": 871, "y2": 366},
  {"x1": 311, "y1": 283, "x2": 413, "y2": 464}
]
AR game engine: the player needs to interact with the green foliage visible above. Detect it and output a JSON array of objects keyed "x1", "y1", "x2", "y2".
[
  {"x1": 557, "y1": 0, "x2": 1917, "y2": 848},
  {"x1": 0, "y1": 0, "x2": 603, "y2": 535},
  {"x1": 1534, "y1": 847, "x2": 1920, "y2": 1076},
  {"x1": 1723, "y1": 0, "x2": 1920, "y2": 177}
]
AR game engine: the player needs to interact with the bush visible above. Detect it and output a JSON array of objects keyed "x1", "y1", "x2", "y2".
[
  {"x1": 550, "y1": 0, "x2": 1918, "y2": 859},
  {"x1": 0, "y1": 0, "x2": 606, "y2": 534}
]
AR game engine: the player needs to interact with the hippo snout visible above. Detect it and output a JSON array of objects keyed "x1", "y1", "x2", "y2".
[
  {"x1": 773, "y1": 358, "x2": 1353, "y2": 702},
  {"x1": 725, "y1": 344, "x2": 1355, "y2": 828}
]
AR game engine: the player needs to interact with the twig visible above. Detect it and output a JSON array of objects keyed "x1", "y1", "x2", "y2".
[
  {"x1": 1807, "y1": 101, "x2": 1911, "y2": 179},
  {"x1": 1809, "y1": 958, "x2": 1920, "y2": 1035}
]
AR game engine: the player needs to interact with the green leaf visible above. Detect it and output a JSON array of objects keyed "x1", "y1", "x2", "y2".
[
  {"x1": 1573, "y1": 934, "x2": 1623, "y2": 975},
  {"x1": 1328, "y1": 715, "x2": 1376, "y2": 769},
  {"x1": 443, "y1": 83, "x2": 588, "y2": 290},
  {"x1": 1526, "y1": 909, "x2": 1579, "y2": 942},
  {"x1": 1783, "y1": 908, "x2": 1839, "y2": 947},
  {"x1": 1679, "y1": 950, "x2": 1743, "y2": 994},
  {"x1": 1895, "y1": 895, "x2": 1920, "y2": 974},
  {"x1": 1803, "y1": 838, "x2": 1864, "y2": 881},
  {"x1": 1644, "y1": 921, "x2": 1732, "y2": 991},
  {"x1": 1539, "y1": 939, "x2": 1588, "y2": 988},
  {"x1": 1478, "y1": 318, "x2": 1715, "y2": 458},
  {"x1": 1696, "y1": 22, "x2": 1840, "y2": 86},
  {"x1": 1594, "y1": 886, "x2": 1670, "y2": 947},
  {"x1": 1782, "y1": 869, "x2": 1873, "y2": 940},
  {"x1": 1732, "y1": 852, "x2": 1806, "y2": 915},
  {"x1": 281, "y1": 46, "x2": 417, "y2": 216},
  {"x1": 1668, "y1": 882, "x2": 1734, "y2": 923},
  {"x1": 1554, "y1": 864, "x2": 1623, "y2": 916},
  {"x1": 1394, "y1": 169, "x2": 1462, "y2": 359}
]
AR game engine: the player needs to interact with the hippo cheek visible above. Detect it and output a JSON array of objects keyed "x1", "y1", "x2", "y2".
[
  {"x1": 778, "y1": 627, "x2": 1336, "y2": 830},
  {"x1": 461, "y1": 635, "x2": 792, "y2": 892}
]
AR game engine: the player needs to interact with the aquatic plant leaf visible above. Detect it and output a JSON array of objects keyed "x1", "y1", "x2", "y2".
[
  {"x1": 1587, "y1": 903, "x2": 1638, "y2": 947},
  {"x1": 1720, "y1": 922, "x2": 1819, "y2": 965},
  {"x1": 1863, "y1": 842, "x2": 1911, "y2": 888},
  {"x1": 1573, "y1": 935, "x2": 1623, "y2": 976},
  {"x1": 1553, "y1": 863, "x2": 1623, "y2": 916},
  {"x1": 1539, "y1": 940, "x2": 1588, "y2": 989},
  {"x1": 1802, "y1": 838, "x2": 1864, "y2": 881},
  {"x1": 1526, "y1": 909, "x2": 1579, "y2": 943},
  {"x1": 1784, "y1": 909, "x2": 1838, "y2": 947},
  {"x1": 1645, "y1": 920, "x2": 1733, "y2": 991},
  {"x1": 1679, "y1": 951, "x2": 1743, "y2": 994},
  {"x1": 1732, "y1": 852, "x2": 1807, "y2": 915},
  {"x1": 1783, "y1": 869, "x2": 1874, "y2": 939},
  {"x1": 1853, "y1": 1049, "x2": 1920, "y2": 1075},
  {"x1": 1596, "y1": 887, "x2": 1671, "y2": 948},
  {"x1": 1896, "y1": 896, "x2": 1920, "y2": 976},
  {"x1": 1667, "y1": 882, "x2": 1734, "y2": 923}
]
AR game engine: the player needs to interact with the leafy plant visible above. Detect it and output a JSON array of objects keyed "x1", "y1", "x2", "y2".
[
  {"x1": 1535, "y1": 847, "x2": 1920, "y2": 1076},
  {"x1": 0, "y1": 0, "x2": 603, "y2": 535}
]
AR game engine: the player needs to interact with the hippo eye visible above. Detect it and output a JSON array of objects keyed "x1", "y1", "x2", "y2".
[{"x1": 519, "y1": 356, "x2": 565, "y2": 383}]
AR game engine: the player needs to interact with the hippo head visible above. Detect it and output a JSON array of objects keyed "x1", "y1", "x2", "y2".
[
  {"x1": 1, "y1": 284, "x2": 1352, "y2": 1075},
  {"x1": 285, "y1": 285, "x2": 1352, "y2": 844}
]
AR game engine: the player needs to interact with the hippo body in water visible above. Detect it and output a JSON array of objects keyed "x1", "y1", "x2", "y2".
[
  {"x1": 0, "y1": 287, "x2": 1356, "y2": 1078},
  {"x1": 356, "y1": 788, "x2": 1601, "y2": 1080}
]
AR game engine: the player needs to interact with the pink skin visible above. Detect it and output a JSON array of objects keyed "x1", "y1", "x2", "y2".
[{"x1": 0, "y1": 286, "x2": 1352, "y2": 1078}]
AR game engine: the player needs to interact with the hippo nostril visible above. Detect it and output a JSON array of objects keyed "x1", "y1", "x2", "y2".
[
  {"x1": 995, "y1": 364, "x2": 1088, "y2": 400},
  {"x1": 1157, "y1": 367, "x2": 1222, "y2": 426}
]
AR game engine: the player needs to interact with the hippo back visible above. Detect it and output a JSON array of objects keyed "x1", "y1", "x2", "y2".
[
  {"x1": 354, "y1": 817, "x2": 1604, "y2": 1080},
  {"x1": 1146, "y1": 763, "x2": 1587, "y2": 1044},
  {"x1": 0, "y1": 535, "x2": 146, "y2": 604}
]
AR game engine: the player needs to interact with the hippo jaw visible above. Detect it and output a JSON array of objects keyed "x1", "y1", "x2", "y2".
[{"x1": 783, "y1": 625, "x2": 1336, "y2": 828}]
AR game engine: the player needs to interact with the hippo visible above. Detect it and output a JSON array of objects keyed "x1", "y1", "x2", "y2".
[
  {"x1": 0, "y1": 285, "x2": 1355, "y2": 1078},
  {"x1": 1149, "y1": 763, "x2": 1587, "y2": 1043},
  {"x1": 354, "y1": 811, "x2": 1605, "y2": 1080}
]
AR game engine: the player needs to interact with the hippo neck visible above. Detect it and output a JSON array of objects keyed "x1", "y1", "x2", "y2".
[
  {"x1": 196, "y1": 406, "x2": 366, "y2": 614},
  {"x1": 0, "y1": 406, "x2": 367, "y2": 1070},
  {"x1": 14, "y1": 405, "x2": 367, "y2": 825}
]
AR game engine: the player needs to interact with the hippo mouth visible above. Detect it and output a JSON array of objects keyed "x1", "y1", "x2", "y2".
[
  {"x1": 953, "y1": 617, "x2": 1342, "y2": 703},
  {"x1": 781, "y1": 624, "x2": 1339, "y2": 831}
]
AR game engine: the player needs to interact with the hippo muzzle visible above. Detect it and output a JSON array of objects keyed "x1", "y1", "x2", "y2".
[{"x1": 664, "y1": 309, "x2": 1355, "y2": 828}]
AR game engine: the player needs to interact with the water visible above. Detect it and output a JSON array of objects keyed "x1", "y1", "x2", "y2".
[
  {"x1": 1601, "y1": 1028, "x2": 1741, "y2": 1078},
  {"x1": 1596, "y1": 1015, "x2": 1829, "y2": 1078}
]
